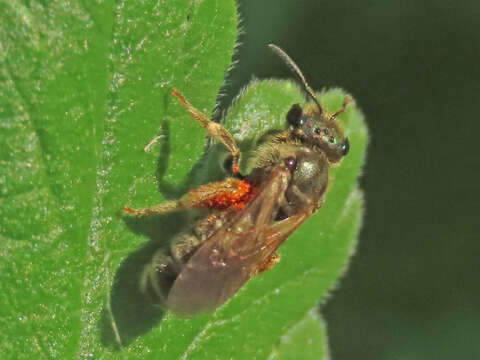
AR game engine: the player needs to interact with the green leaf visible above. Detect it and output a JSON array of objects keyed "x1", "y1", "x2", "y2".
[
  {"x1": 1, "y1": 1, "x2": 368, "y2": 359},
  {"x1": 0, "y1": 0, "x2": 236, "y2": 358},
  {"x1": 268, "y1": 309, "x2": 329, "y2": 360}
]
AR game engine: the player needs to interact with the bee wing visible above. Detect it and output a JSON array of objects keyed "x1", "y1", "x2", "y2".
[{"x1": 166, "y1": 165, "x2": 307, "y2": 315}]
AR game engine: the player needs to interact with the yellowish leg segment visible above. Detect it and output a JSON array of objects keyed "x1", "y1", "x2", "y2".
[
  {"x1": 171, "y1": 88, "x2": 241, "y2": 174},
  {"x1": 329, "y1": 96, "x2": 353, "y2": 122}
]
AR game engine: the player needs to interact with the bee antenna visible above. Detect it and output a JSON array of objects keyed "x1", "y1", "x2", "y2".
[{"x1": 269, "y1": 44, "x2": 323, "y2": 114}]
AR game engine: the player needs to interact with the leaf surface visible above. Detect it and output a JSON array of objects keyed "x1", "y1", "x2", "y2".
[
  {"x1": 268, "y1": 309, "x2": 329, "y2": 360},
  {"x1": 0, "y1": 1, "x2": 236, "y2": 358},
  {"x1": 0, "y1": 1, "x2": 367, "y2": 359}
]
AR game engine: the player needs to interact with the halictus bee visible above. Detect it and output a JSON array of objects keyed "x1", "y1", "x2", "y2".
[{"x1": 124, "y1": 44, "x2": 352, "y2": 315}]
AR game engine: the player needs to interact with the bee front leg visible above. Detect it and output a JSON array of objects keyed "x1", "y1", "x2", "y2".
[
  {"x1": 171, "y1": 88, "x2": 241, "y2": 174},
  {"x1": 329, "y1": 95, "x2": 353, "y2": 121}
]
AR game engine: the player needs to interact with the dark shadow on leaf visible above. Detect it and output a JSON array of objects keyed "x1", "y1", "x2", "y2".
[
  {"x1": 156, "y1": 127, "x2": 230, "y2": 201},
  {"x1": 155, "y1": 89, "x2": 194, "y2": 199},
  {"x1": 155, "y1": 119, "x2": 183, "y2": 199},
  {"x1": 100, "y1": 212, "x2": 188, "y2": 348}
]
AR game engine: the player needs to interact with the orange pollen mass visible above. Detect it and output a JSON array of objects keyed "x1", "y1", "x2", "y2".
[{"x1": 200, "y1": 179, "x2": 254, "y2": 210}]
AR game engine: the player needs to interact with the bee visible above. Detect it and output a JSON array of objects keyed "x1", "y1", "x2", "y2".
[{"x1": 124, "y1": 44, "x2": 351, "y2": 315}]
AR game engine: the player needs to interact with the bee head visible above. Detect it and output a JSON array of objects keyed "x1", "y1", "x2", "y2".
[
  {"x1": 269, "y1": 44, "x2": 350, "y2": 163},
  {"x1": 287, "y1": 103, "x2": 350, "y2": 163}
]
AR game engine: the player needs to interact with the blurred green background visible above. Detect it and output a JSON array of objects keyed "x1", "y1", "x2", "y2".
[{"x1": 222, "y1": 0, "x2": 479, "y2": 359}]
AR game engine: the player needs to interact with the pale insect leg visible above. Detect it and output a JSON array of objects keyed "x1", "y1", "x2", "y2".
[
  {"x1": 144, "y1": 135, "x2": 164, "y2": 152},
  {"x1": 171, "y1": 88, "x2": 241, "y2": 174}
]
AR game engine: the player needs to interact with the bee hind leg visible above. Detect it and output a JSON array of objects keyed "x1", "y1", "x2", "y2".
[{"x1": 124, "y1": 176, "x2": 253, "y2": 216}]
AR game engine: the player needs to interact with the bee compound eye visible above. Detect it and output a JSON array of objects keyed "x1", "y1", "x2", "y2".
[
  {"x1": 342, "y1": 137, "x2": 350, "y2": 155},
  {"x1": 285, "y1": 156, "x2": 297, "y2": 170}
]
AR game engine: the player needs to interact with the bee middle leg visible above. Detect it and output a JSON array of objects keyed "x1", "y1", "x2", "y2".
[{"x1": 171, "y1": 88, "x2": 241, "y2": 174}]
